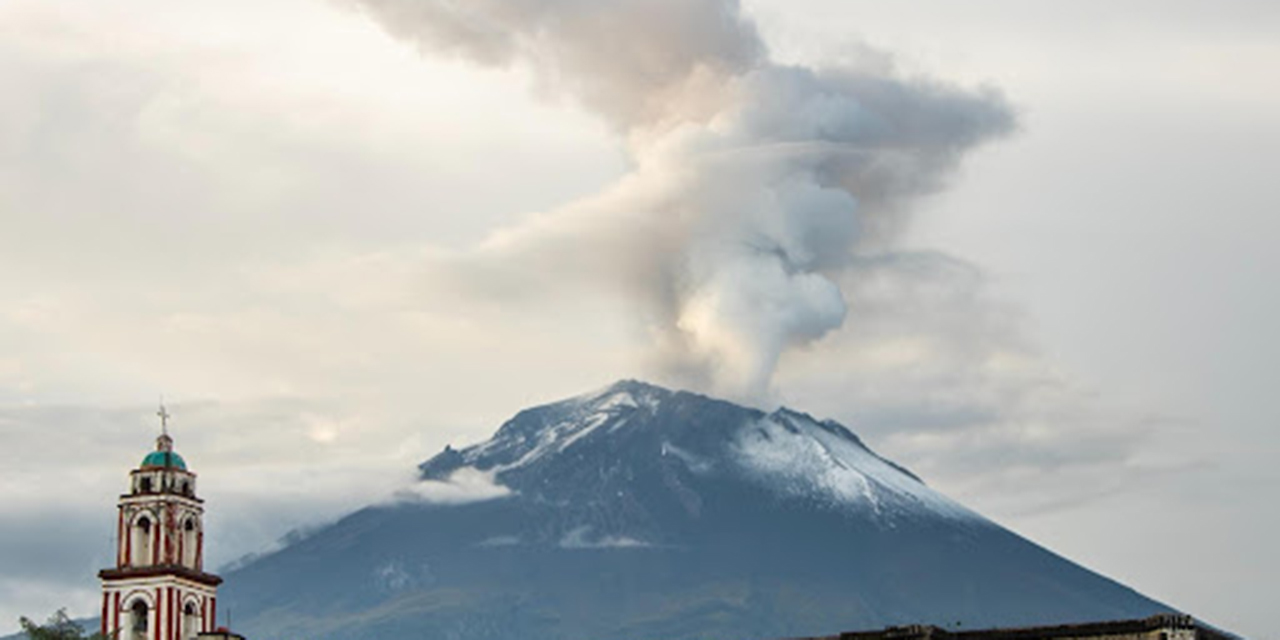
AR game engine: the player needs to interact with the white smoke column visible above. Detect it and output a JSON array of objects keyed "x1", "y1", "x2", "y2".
[{"x1": 345, "y1": 0, "x2": 1014, "y2": 400}]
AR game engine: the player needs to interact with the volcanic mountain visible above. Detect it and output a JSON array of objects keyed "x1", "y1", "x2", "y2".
[{"x1": 218, "y1": 380, "x2": 1173, "y2": 640}]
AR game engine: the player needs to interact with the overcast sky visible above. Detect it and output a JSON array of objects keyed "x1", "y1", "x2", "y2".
[{"x1": 1, "y1": 1, "x2": 1277, "y2": 638}]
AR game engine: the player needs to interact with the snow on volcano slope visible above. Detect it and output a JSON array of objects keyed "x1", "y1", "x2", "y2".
[
  {"x1": 420, "y1": 380, "x2": 977, "y2": 525},
  {"x1": 732, "y1": 408, "x2": 979, "y2": 522}
]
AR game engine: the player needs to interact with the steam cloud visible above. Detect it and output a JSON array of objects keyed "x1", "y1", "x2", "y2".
[{"x1": 347, "y1": 0, "x2": 1014, "y2": 399}]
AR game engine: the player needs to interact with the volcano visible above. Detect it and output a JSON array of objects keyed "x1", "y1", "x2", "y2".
[{"x1": 218, "y1": 380, "x2": 1172, "y2": 640}]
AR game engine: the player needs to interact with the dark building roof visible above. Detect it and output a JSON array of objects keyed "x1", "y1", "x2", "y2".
[
  {"x1": 791, "y1": 615, "x2": 1236, "y2": 640},
  {"x1": 196, "y1": 629, "x2": 246, "y2": 640}
]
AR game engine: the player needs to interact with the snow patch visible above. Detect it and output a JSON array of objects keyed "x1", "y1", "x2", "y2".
[
  {"x1": 559, "y1": 526, "x2": 651, "y2": 549},
  {"x1": 555, "y1": 412, "x2": 612, "y2": 452},
  {"x1": 732, "y1": 412, "x2": 978, "y2": 522},
  {"x1": 661, "y1": 441, "x2": 714, "y2": 474},
  {"x1": 482, "y1": 393, "x2": 644, "y2": 471},
  {"x1": 597, "y1": 391, "x2": 639, "y2": 411},
  {"x1": 568, "y1": 381, "x2": 665, "y2": 413},
  {"x1": 372, "y1": 559, "x2": 434, "y2": 591},
  {"x1": 475, "y1": 535, "x2": 521, "y2": 548},
  {"x1": 447, "y1": 382, "x2": 669, "y2": 478}
]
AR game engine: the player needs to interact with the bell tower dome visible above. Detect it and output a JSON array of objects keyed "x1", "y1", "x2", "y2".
[{"x1": 100, "y1": 405, "x2": 222, "y2": 640}]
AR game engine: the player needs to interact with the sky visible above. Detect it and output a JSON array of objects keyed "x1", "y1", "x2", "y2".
[{"x1": 1, "y1": 0, "x2": 1277, "y2": 638}]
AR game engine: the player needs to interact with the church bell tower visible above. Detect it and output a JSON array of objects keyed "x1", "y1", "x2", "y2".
[{"x1": 100, "y1": 405, "x2": 222, "y2": 640}]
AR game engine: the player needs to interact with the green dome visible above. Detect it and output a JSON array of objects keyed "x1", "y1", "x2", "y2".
[{"x1": 141, "y1": 450, "x2": 187, "y2": 470}]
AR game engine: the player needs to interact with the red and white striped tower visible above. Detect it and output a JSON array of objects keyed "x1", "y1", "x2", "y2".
[{"x1": 99, "y1": 405, "x2": 222, "y2": 640}]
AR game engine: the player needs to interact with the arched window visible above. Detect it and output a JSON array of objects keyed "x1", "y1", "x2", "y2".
[
  {"x1": 182, "y1": 602, "x2": 200, "y2": 640},
  {"x1": 139, "y1": 477, "x2": 152, "y2": 493},
  {"x1": 131, "y1": 600, "x2": 149, "y2": 638},
  {"x1": 132, "y1": 516, "x2": 153, "y2": 566},
  {"x1": 182, "y1": 518, "x2": 199, "y2": 568}
]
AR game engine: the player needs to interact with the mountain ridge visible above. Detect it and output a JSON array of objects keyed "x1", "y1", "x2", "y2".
[
  {"x1": 218, "y1": 379, "x2": 1176, "y2": 640},
  {"x1": 419, "y1": 379, "x2": 969, "y2": 532}
]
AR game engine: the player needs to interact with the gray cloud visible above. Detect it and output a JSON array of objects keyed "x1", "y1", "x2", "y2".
[
  {"x1": 770, "y1": 252, "x2": 1194, "y2": 518},
  {"x1": 347, "y1": 0, "x2": 1013, "y2": 401},
  {"x1": 0, "y1": 513, "x2": 112, "y2": 589},
  {"x1": 333, "y1": 0, "x2": 1145, "y2": 524},
  {"x1": 345, "y1": 0, "x2": 765, "y2": 128},
  {"x1": 395, "y1": 467, "x2": 513, "y2": 504}
]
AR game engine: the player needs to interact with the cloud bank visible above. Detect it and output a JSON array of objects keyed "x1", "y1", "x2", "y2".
[
  {"x1": 397, "y1": 466, "x2": 513, "y2": 504},
  {"x1": 345, "y1": 0, "x2": 1014, "y2": 399}
]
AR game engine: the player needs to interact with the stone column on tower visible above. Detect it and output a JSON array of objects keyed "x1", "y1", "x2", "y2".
[{"x1": 99, "y1": 406, "x2": 222, "y2": 640}]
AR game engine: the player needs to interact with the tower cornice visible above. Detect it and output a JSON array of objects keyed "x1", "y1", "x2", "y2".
[
  {"x1": 98, "y1": 566, "x2": 224, "y2": 588},
  {"x1": 118, "y1": 493, "x2": 205, "y2": 506},
  {"x1": 131, "y1": 467, "x2": 198, "y2": 477}
]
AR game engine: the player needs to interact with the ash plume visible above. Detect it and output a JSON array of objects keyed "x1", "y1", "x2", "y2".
[{"x1": 346, "y1": 0, "x2": 1014, "y2": 400}]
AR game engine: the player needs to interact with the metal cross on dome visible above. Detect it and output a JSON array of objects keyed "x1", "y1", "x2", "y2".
[{"x1": 157, "y1": 402, "x2": 171, "y2": 436}]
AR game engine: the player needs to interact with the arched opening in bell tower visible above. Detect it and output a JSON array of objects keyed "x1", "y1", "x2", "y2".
[
  {"x1": 182, "y1": 517, "x2": 200, "y2": 568},
  {"x1": 131, "y1": 515, "x2": 153, "y2": 567},
  {"x1": 182, "y1": 600, "x2": 201, "y2": 640},
  {"x1": 129, "y1": 599, "x2": 149, "y2": 640}
]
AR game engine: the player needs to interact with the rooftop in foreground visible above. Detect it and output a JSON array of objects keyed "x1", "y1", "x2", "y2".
[{"x1": 789, "y1": 615, "x2": 1235, "y2": 640}]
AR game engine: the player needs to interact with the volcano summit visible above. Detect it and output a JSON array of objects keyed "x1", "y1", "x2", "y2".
[{"x1": 218, "y1": 380, "x2": 1173, "y2": 640}]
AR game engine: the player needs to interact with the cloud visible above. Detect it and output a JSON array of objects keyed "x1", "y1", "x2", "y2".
[
  {"x1": 770, "y1": 252, "x2": 1196, "y2": 518},
  {"x1": 396, "y1": 467, "x2": 513, "y2": 505},
  {"x1": 345, "y1": 0, "x2": 1014, "y2": 401}
]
